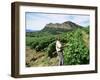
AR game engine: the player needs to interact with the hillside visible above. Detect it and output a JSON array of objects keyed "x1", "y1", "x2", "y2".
[
  {"x1": 42, "y1": 21, "x2": 82, "y2": 34},
  {"x1": 26, "y1": 21, "x2": 89, "y2": 67},
  {"x1": 26, "y1": 28, "x2": 89, "y2": 67}
]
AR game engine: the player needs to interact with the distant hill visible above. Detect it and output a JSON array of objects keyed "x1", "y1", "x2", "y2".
[
  {"x1": 42, "y1": 21, "x2": 82, "y2": 34},
  {"x1": 26, "y1": 29, "x2": 40, "y2": 32},
  {"x1": 26, "y1": 29, "x2": 33, "y2": 32}
]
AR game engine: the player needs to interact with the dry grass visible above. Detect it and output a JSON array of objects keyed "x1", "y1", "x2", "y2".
[
  {"x1": 26, "y1": 47, "x2": 59, "y2": 67},
  {"x1": 82, "y1": 31, "x2": 89, "y2": 48}
]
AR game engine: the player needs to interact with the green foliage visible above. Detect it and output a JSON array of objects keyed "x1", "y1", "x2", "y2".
[
  {"x1": 26, "y1": 28, "x2": 89, "y2": 65},
  {"x1": 63, "y1": 29, "x2": 89, "y2": 65},
  {"x1": 84, "y1": 26, "x2": 89, "y2": 34},
  {"x1": 35, "y1": 39, "x2": 50, "y2": 51},
  {"x1": 47, "y1": 41, "x2": 56, "y2": 58},
  {"x1": 26, "y1": 35, "x2": 56, "y2": 52}
]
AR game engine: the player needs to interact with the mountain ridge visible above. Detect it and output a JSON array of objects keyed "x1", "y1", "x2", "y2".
[
  {"x1": 44, "y1": 21, "x2": 82, "y2": 29},
  {"x1": 41, "y1": 21, "x2": 82, "y2": 34}
]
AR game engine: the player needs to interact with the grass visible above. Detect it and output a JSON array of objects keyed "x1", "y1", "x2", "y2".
[
  {"x1": 26, "y1": 46, "x2": 59, "y2": 67},
  {"x1": 82, "y1": 31, "x2": 89, "y2": 48}
]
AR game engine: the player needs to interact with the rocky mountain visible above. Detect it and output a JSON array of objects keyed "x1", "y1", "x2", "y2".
[{"x1": 42, "y1": 21, "x2": 82, "y2": 34}]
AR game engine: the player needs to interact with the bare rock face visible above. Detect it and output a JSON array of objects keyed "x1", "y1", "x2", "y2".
[
  {"x1": 42, "y1": 21, "x2": 82, "y2": 34},
  {"x1": 45, "y1": 21, "x2": 81, "y2": 30}
]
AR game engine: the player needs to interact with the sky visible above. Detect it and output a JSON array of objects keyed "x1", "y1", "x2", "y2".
[{"x1": 25, "y1": 12, "x2": 90, "y2": 31}]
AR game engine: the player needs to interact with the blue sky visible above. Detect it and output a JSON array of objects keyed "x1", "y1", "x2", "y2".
[{"x1": 26, "y1": 12, "x2": 90, "y2": 30}]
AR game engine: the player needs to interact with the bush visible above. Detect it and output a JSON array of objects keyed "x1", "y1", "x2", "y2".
[
  {"x1": 63, "y1": 29, "x2": 89, "y2": 65},
  {"x1": 35, "y1": 40, "x2": 49, "y2": 51},
  {"x1": 28, "y1": 36, "x2": 56, "y2": 52},
  {"x1": 47, "y1": 41, "x2": 56, "y2": 58},
  {"x1": 26, "y1": 28, "x2": 89, "y2": 65},
  {"x1": 31, "y1": 41, "x2": 39, "y2": 49}
]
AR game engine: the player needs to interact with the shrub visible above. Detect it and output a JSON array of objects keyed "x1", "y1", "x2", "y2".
[
  {"x1": 63, "y1": 29, "x2": 89, "y2": 65},
  {"x1": 47, "y1": 41, "x2": 56, "y2": 58}
]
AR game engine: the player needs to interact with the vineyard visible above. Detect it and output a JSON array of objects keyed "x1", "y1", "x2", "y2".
[{"x1": 26, "y1": 27, "x2": 89, "y2": 67}]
